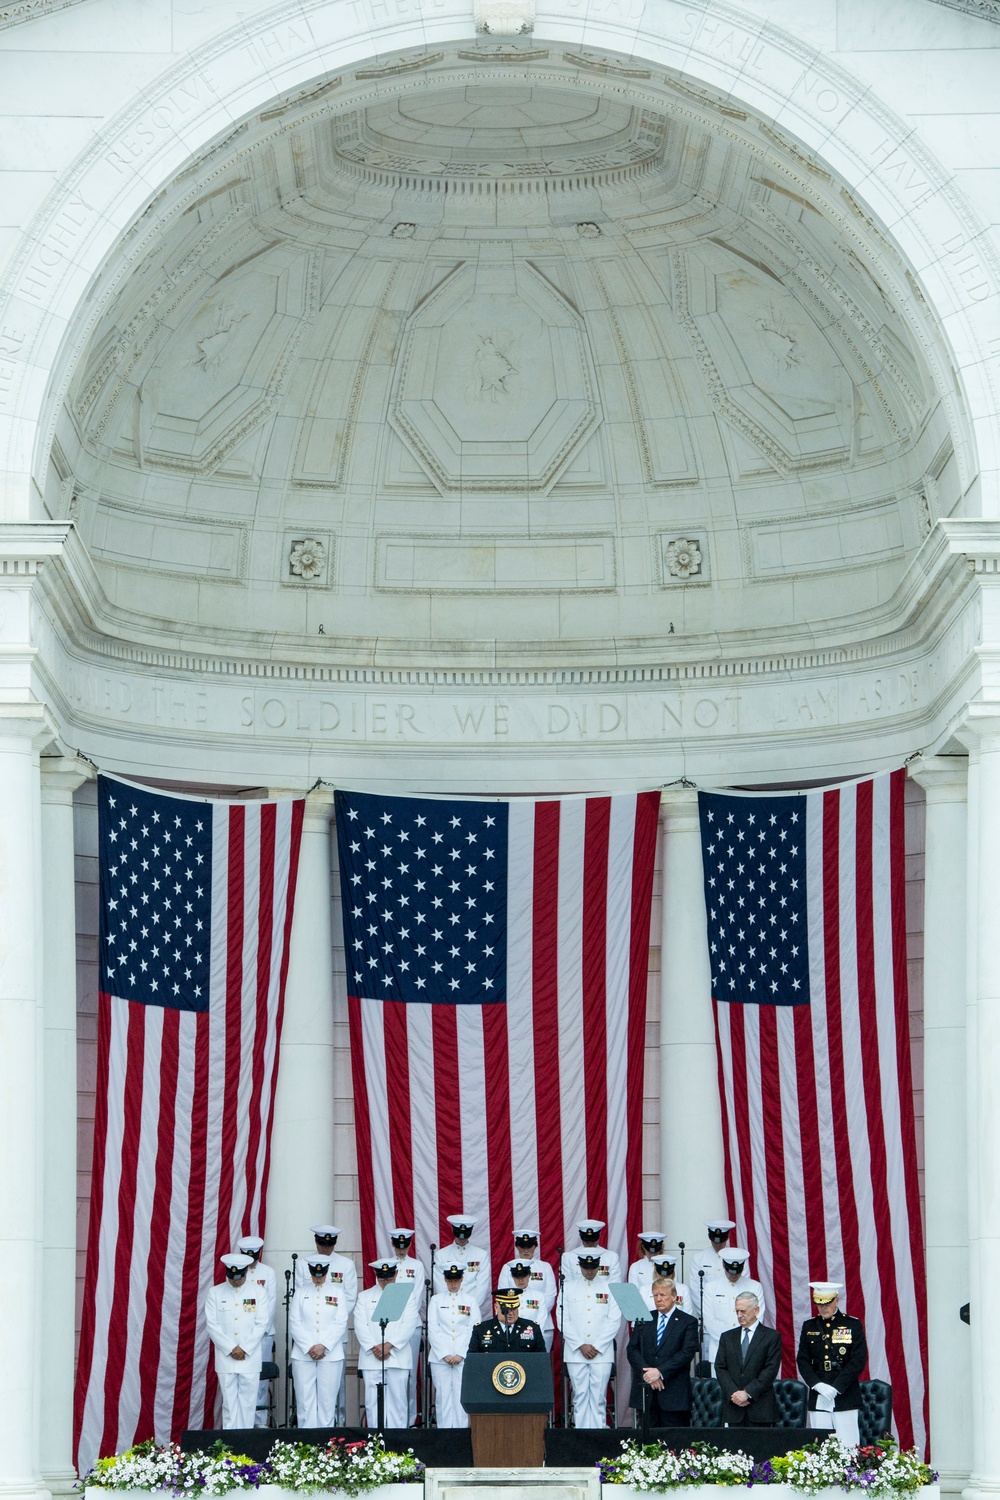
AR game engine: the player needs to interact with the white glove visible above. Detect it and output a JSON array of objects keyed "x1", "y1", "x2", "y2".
[{"x1": 814, "y1": 1382, "x2": 837, "y2": 1411}]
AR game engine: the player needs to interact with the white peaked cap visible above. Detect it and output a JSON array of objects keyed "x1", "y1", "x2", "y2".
[
  {"x1": 576, "y1": 1218, "x2": 606, "y2": 1232},
  {"x1": 238, "y1": 1235, "x2": 264, "y2": 1252},
  {"x1": 721, "y1": 1246, "x2": 750, "y2": 1262},
  {"x1": 638, "y1": 1230, "x2": 666, "y2": 1241},
  {"x1": 810, "y1": 1281, "x2": 842, "y2": 1297},
  {"x1": 514, "y1": 1228, "x2": 540, "y2": 1238},
  {"x1": 706, "y1": 1219, "x2": 737, "y2": 1232},
  {"x1": 447, "y1": 1213, "x2": 476, "y2": 1226},
  {"x1": 390, "y1": 1227, "x2": 415, "y2": 1238},
  {"x1": 306, "y1": 1255, "x2": 330, "y2": 1269},
  {"x1": 310, "y1": 1224, "x2": 341, "y2": 1237},
  {"x1": 221, "y1": 1253, "x2": 254, "y2": 1270}
]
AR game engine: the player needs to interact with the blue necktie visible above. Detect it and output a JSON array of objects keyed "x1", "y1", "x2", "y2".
[
  {"x1": 741, "y1": 1329, "x2": 750, "y2": 1365},
  {"x1": 656, "y1": 1312, "x2": 667, "y2": 1345}
]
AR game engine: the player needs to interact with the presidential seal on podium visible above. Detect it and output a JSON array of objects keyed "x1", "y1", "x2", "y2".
[{"x1": 491, "y1": 1359, "x2": 527, "y2": 1395}]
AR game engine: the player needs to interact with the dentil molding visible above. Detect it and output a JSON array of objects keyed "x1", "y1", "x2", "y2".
[{"x1": 0, "y1": 0, "x2": 86, "y2": 30}]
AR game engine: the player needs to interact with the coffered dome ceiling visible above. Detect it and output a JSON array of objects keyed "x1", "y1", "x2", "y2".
[{"x1": 51, "y1": 45, "x2": 958, "y2": 668}]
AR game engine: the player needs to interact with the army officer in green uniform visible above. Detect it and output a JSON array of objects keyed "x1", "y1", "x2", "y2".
[
  {"x1": 468, "y1": 1287, "x2": 547, "y2": 1353},
  {"x1": 797, "y1": 1281, "x2": 868, "y2": 1445}
]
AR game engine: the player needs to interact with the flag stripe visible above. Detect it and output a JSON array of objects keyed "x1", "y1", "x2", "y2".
[
  {"x1": 582, "y1": 799, "x2": 610, "y2": 1229},
  {"x1": 705, "y1": 771, "x2": 927, "y2": 1453},
  {"x1": 74, "y1": 781, "x2": 303, "y2": 1471}
]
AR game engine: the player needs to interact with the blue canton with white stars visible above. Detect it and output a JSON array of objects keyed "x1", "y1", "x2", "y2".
[
  {"x1": 698, "y1": 791, "x2": 809, "y2": 1006},
  {"x1": 335, "y1": 791, "x2": 508, "y2": 1005},
  {"x1": 98, "y1": 777, "x2": 213, "y2": 1013}
]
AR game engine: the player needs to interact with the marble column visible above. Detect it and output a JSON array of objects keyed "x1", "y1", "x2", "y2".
[
  {"x1": 39, "y1": 757, "x2": 92, "y2": 1491},
  {"x1": 961, "y1": 717, "x2": 1000, "y2": 1498},
  {"x1": 0, "y1": 713, "x2": 51, "y2": 1500},
  {"x1": 658, "y1": 789, "x2": 727, "y2": 1259},
  {"x1": 909, "y1": 757, "x2": 970, "y2": 1490},
  {"x1": 265, "y1": 790, "x2": 337, "y2": 1413}
]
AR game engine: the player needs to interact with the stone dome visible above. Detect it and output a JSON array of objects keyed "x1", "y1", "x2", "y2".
[{"x1": 52, "y1": 46, "x2": 953, "y2": 670}]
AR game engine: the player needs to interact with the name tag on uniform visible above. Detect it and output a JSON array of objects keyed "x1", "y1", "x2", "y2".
[
  {"x1": 806, "y1": 1329, "x2": 822, "y2": 1338},
  {"x1": 833, "y1": 1329, "x2": 852, "y2": 1344},
  {"x1": 330, "y1": 1272, "x2": 343, "y2": 1283},
  {"x1": 325, "y1": 1296, "x2": 338, "y2": 1306}
]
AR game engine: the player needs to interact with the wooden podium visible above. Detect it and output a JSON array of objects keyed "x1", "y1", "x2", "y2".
[{"x1": 460, "y1": 1352, "x2": 553, "y2": 1467}]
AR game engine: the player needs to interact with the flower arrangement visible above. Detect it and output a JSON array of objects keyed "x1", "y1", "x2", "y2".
[
  {"x1": 81, "y1": 1435, "x2": 425, "y2": 1494},
  {"x1": 599, "y1": 1437, "x2": 936, "y2": 1494},
  {"x1": 770, "y1": 1439, "x2": 936, "y2": 1496}
]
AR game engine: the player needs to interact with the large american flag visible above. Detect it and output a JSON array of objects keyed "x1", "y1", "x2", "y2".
[
  {"x1": 336, "y1": 789, "x2": 660, "y2": 1300},
  {"x1": 74, "y1": 777, "x2": 304, "y2": 1473},
  {"x1": 699, "y1": 770, "x2": 927, "y2": 1453}
]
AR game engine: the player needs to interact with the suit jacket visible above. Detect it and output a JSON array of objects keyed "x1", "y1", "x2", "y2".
[
  {"x1": 797, "y1": 1312, "x2": 867, "y2": 1411},
  {"x1": 626, "y1": 1307, "x2": 699, "y2": 1411},
  {"x1": 468, "y1": 1316, "x2": 546, "y2": 1353},
  {"x1": 715, "y1": 1322, "x2": 783, "y2": 1425}
]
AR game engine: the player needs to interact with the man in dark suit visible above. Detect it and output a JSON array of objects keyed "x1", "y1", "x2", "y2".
[
  {"x1": 714, "y1": 1292, "x2": 782, "y2": 1425},
  {"x1": 627, "y1": 1276, "x2": 700, "y2": 1425}
]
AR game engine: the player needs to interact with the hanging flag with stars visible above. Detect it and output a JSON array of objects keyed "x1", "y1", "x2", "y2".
[
  {"x1": 699, "y1": 770, "x2": 927, "y2": 1454},
  {"x1": 336, "y1": 788, "x2": 660, "y2": 1322},
  {"x1": 74, "y1": 776, "x2": 304, "y2": 1472}
]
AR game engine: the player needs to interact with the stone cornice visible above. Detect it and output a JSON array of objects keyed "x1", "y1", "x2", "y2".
[
  {"x1": 0, "y1": 0, "x2": 87, "y2": 31},
  {"x1": 927, "y1": 0, "x2": 1000, "y2": 23},
  {"x1": 13, "y1": 518, "x2": 980, "y2": 691}
]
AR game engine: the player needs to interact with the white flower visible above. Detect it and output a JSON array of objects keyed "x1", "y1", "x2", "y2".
[{"x1": 289, "y1": 537, "x2": 325, "y2": 581}]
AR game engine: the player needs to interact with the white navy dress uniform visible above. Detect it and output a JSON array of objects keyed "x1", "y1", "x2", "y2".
[
  {"x1": 504, "y1": 1262, "x2": 555, "y2": 1351},
  {"x1": 427, "y1": 1267, "x2": 476, "y2": 1428},
  {"x1": 354, "y1": 1261, "x2": 420, "y2": 1429},
  {"x1": 434, "y1": 1214, "x2": 491, "y2": 1314},
  {"x1": 560, "y1": 1258, "x2": 622, "y2": 1428},
  {"x1": 688, "y1": 1220, "x2": 736, "y2": 1316},
  {"x1": 701, "y1": 1249, "x2": 766, "y2": 1366},
  {"x1": 499, "y1": 1230, "x2": 557, "y2": 1318},
  {"x1": 628, "y1": 1244, "x2": 690, "y2": 1311},
  {"x1": 389, "y1": 1230, "x2": 426, "y2": 1424},
  {"x1": 238, "y1": 1236, "x2": 276, "y2": 1426},
  {"x1": 205, "y1": 1254, "x2": 269, "y2": 1429},
  {"x1": 295, "y1": 1225, "x2": 359, "y2": 1306},
  {"x1": 560, "y1": 1220, "x2": 621, "y2": 1284},
  {"x1": 289, "y1": 1256, "x2": 351, "y2": 1428}
]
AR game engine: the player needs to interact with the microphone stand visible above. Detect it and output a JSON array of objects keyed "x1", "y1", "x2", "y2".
[
  {"x1": 424, "y1": 1244, "x2": 436, "y2": 1428},
  {"x1": 678, "y1": 1241, "x2": 685, "y2": 1285},
  {"x1": 698, "y1": 1267, "x2": 706, "y2": 1372},
  {"x1": 377, "y1": 1316, "x2": 389, "y2": 1432},
  {"x1": 556, "y1": 1247, "x2": 567, "y2": 1427},
  {"x1": 282, "y1": 1257, "x2": 296, "y2": 1427}
]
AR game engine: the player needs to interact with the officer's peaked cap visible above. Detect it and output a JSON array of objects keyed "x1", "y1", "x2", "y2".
[
  {"x1": 810, "y1": 1281, "x2": 841, "y2": 1302},
  {"x1": 510, "y1": 1261, "x2": 533, "y2": 1277},
  {"x1": 514, "y1": 1228, "x2": 539, "y2": 1240},
  {"x1": 493, "y1": 1288, "x2": 521, "y2": 1307},
  {"x1": 370, "y1": 1259, "x2": 398, "y2": 1276},
  {"x1": 307, "y1": 1256, "x2": 330, "y2": 1272},
  {"x1": 221, "y1": 1253, "x2": 253, "y2": 1271},
  {"x1": 577, "y1": 1253, "x2": 602, "y2": 1268},
  {"x1": 443, "y1": 1263, "x2": 465, "y2": 1278},
  {"x1": 447, "y1": 1213, "x2": 476, "y2": 1228},
  {"x1": 576, "y1": 1218, "x2": 605, "y2": 1232},
  {"x1": 390, "y1": 1227, "x2": 415, "y2": 1239},
  {"x1": 722, "y1": 1246, "x2": 750, "y2": 1265},
  {"x1": 638, "y1": 1230, "x2": 665, "y2": 1243},
  {"x1": 238, "y1": 1235, "x2": 264, "y2": 1253},
  {"x1": 706, "y1": 1219, "x2": 736, "y2": 1233},
  {"x1": 311, "y1": 1224, "x2": 340, "y2": 1239}
]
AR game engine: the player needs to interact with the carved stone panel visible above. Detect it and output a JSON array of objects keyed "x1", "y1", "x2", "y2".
[{"x1": 389, "y1": 261, "x2": 600, "y2": 492}]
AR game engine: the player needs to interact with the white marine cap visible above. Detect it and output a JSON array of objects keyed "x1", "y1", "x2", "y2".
[
  {"x1": 809, "y1": 1281, "x2": 842, "y2": 1303},
  {"x1": 575, "y1": 1218, "x2": 606, "y2": 1232},
  {"x1": 238, "y1": 1234, "x2": 264, "y2": 1253},
  {"x1": 706, "y1": 1218, "x2": 736, "y2": 1233},
  {"x1": 310, "y1": 1224, "x2": 341, "y2": 1238},
  {"x1": 720, "y1": 1245, "x2": 750, "y2": 1264},
  {"x1": 447, "y1": 1212, "x2": 476, "y2": 1228},
  {"x1": 220, "y1": 1252, "x2": 254, "y2": 1271},
  {"x1": 390, "y1": 1227, "x2": 415, "y2": 1239}
]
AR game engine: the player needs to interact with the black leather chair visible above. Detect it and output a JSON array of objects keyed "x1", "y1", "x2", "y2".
[
  {"x1": 690, "y1": 1376, "x2": 724, "y2": 1427},
  {"x1": 859, "y1": 1379, "x2": 893, "y2": 1446},
  {"x1": 774, "y1": 1377, "x2": 808, "y2": 1427},
  {"x1": 256, "y1": 1360, "x2": 279, "y2": 1427}
]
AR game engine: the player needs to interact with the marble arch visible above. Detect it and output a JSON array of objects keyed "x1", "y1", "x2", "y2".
[{"x1": 1, "y1": 5, "x2": 1000, "y2": 1500}]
